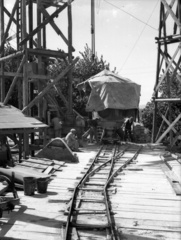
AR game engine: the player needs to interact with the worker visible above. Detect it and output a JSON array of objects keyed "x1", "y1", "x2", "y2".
[
  {"x1": 65, "y1": 129, "x2": 79, "y2": 151},
  {"x1": 82, "y1": 117, "x2": 98, "y2": 143},
  {"x1": 51, "y1": 113, "x2": 62, "y2": 138},
  {"x1": 124, "y1": 116, "x2": 134, "y2": 142},
  {"x1": 75, "y1": 115, "x2": 85, "y2": 147}
]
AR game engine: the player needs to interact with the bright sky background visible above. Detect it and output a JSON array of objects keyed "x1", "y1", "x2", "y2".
[
  {"x1": 5, "y1": 0, "x2": 175, "y2": 106},
  {"x1": 54, "y1": 0, "x2": 160, "y2": 106}
]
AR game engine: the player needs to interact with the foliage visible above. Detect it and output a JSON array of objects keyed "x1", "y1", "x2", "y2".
[
  {"x1": 141, "y1": 71, "x2": 181, "y2": 134},
  {"x1": 47, "y1": 44, "x2": 114, "y2": 116}
]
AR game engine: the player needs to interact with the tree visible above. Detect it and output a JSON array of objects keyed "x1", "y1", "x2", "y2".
[
  {"x1": 47, "y1": 44, "x2": 114, "y2": 116},
  {"x1": 141, "y1": 71, "x2": 181, "y2": 135}
]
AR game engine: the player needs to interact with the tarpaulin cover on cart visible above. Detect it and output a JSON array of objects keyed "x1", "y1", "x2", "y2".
[{"x1": 77, "y1": 69, "x2": 141, "y2": 112}]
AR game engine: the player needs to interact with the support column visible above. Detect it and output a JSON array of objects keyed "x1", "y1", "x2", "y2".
[
  {"x1": 37, "y1": 0, "x2": 43, "y2": 121},
  {"x1": 67, "y1": 1, "x2": 74, "y2": 123},
  {"x1": 22, "y1": 0, "x2": 29, "y2": 157},
  {"x1": 0, "y1": 0, "x2": 5, "y2": 102},
  {"x1": 152, "y1": 2, "x2": 163, "y2": 143}
]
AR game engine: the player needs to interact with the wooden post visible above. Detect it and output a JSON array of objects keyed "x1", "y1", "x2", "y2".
[
  {"x1": 67, "y1": 1, "x2": 73, "y2": 122},
  {"x1": 17, "y1": 0, "x2": 22, "y2": 109},
  {"x1": 29, "y1": 0, "x2": 35, "y2": 155},
  {"x1": 0, "y1": 0, "x2": 5, "y2": 102},
  {"x1": 162, "y1": 7, "x2": 173, "y2": 145},
  {"x1": 37, "y1": 0, "x2": 43, "y2": 121},
  {"x1": 91, "y1": 0, "x2": 95, "y2": 57},
  {"x1": 22, "y1": 0, "x2": 29, "y2": 158},
  {"x1": 152, "y1": 3, "x2": 163, "y2": 143}
]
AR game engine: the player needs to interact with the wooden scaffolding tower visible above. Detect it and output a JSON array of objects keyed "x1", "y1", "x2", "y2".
[
  {"x1": 152, "y1": 0, "x2": 181, "y2": 146},
  {"x1": 0, "y1": 0, "x2": 79, "y2": 156},
  {"x1": 0, "y1": 0, "x2": 78, "y2": 116}
]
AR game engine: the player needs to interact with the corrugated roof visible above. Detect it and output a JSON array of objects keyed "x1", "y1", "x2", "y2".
[{"x1": 0, "y1": 103, "x2": 47, "y2": 130}]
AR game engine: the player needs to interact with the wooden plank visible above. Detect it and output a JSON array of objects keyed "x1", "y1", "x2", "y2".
[
  {"x1": 19, "y1": 4, "x2": 68, "y2": 46},
  {"x1": 25, "y1": 158, "x2": 53, "y2": 166},
  {"x1": 16, "y1": 162, "x2": 47, "y2": 170},
  {"x1": 161, "y1": 163, "x2": 181, "y2": 195},
  {"x1": 43, "y1": 166, "x2": 54, "y2": 174}
]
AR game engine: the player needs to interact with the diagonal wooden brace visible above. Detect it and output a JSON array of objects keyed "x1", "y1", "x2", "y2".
[
  {"x1": 22, "y1": 57, "x2": 79, "y2": 114},
  {"x1": 161, "y1": 0, "x2": 181, "y2": 28},
  {"x1": 19, "y1": 3, "x2": 68, "y2": 46},
  {"x1": 156, "y1": 113, "x2": 181, "y2": 143},
  {"x1": 153, "y1": 43, "x2": 181, "y2": 95}
]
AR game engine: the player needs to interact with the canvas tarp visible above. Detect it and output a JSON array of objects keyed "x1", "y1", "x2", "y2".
[{"x1": 77, "y1": 69, "x2": 141, "y2": 112}]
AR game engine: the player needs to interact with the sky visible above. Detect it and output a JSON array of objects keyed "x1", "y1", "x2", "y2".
[
  {"x1": 4, "y1": 0, "x2": 175, "y2": 106},
  {"x1": 52, "y1": 0, "x2": 160, "y2": 106}
]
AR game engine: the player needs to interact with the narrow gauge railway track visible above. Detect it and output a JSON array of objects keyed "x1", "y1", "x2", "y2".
[{"x1": 64, "y1": 144, "x2": 142, "y2": 240}]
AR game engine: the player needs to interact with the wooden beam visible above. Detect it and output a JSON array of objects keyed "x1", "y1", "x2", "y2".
[
  {"x1": 0, "y1": 72, "x2": 23, "y2": 77},
  {"x1": 0, "y1": 50, "x2": 24, "y2": 62},
  {"x1": 19, "y1": 3, "x2": 68, "y2": 46},
  {"x1": 6, "y1": 33, "x2": 17, "y2": 42},
  {"x1": 0, "y1": 0, "x2": 5, "y2": 102},
  {"x1": 155, "y1": 108, "x2": 169, "y2": 141},
  {"x1": 160, "y1": 49, "x2": 175, "y2": 72},
  {"x1": 155, "y1": 98, "x2": 181, "y2": 102},
  {"x1": 162, "y1": 0, "x2": 176, "y2": 24},
  {"x1": 0, "y1": 0, "x2": 19, "y2": 51},
  {"x1": 161, "y1": 0, "x2": 181, "y2": 28},
  {"x1": 3, "y1": 6, "x2": 37, "y2": 48},
  {"x1": 22, "y1": 57, "x2": 79, "y2": 113},
  {"x1": 156, "y1": 113, "x2": 181, "y2": 143},
  {"x1": 158, "y1": 110, "x2": 177, "y2": 134},
  {"x1": 28, "y1": 48, "x2": 68, "y2": 58},
  {"x1": 67, "y1": 1, "x2": 73, "y2": 115},
  {"x1": 153, "y1": 43, "x2": 181, "y2": 94},
  {"x1": 3, "y1": 55, "x2": 26, "y2": 105},
  {"x1": 39, "y1": 5, "x2": 75, "y2": 51},
  {"x1": 3, "y1": 6, "x2": 17, "y2": 24}
]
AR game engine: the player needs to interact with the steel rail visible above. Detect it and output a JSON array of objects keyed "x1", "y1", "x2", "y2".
[
  {"x1": 64, "y1": 145, "x2": 105, "y2": 239},
  {"x1": 103, "y1": 145, "x2": 143, "y2": 240},
  {"x1": 79, "y1": 145, "x2": 128, "y2": 188},
  {"x1": 64, "y1": 144, "x2": 142, "y2": 240},
  {"x1": 105, "y1": 145, "x2": 143, "y2": 188},
  {"x1": 102, "y1": 145, "x2": 118, "y2": 240}
]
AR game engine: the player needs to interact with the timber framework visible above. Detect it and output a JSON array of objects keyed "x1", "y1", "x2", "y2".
[
  {"x1": 152, "y1": 0, "x2": 181, "y2": 147},
  {"x1": 0, "y1": 0, "x2": 78, "y2": 156}
]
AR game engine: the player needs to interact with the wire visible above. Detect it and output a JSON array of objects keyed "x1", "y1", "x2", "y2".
[
  {"x1": 104, "y1": 0, "x2": 158, "y2": 31},
  {"x1": 114, "y1": 0, "x2": 159, "y2": 72}
]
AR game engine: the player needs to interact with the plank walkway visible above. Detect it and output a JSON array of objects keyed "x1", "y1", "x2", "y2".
[{"x1": 0, "y1": 144, "x2": 180, "y2": 240}]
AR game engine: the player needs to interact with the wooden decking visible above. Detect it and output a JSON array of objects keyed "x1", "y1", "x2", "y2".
[{"x1": 0, "y1": 144, "x2": 180, "y2": 240}]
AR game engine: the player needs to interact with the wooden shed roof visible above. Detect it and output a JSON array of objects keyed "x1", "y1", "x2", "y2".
[{"x1": 0, "y1": 103, "x2": 47, "y2": 130}]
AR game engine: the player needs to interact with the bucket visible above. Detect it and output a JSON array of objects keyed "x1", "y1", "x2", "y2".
[
  {"x1": 37, "y1": 178, "x2": 49, "y2": 194},
  {"x1": 23, "y1": 177, "x2": 36, "y2": 196}
]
